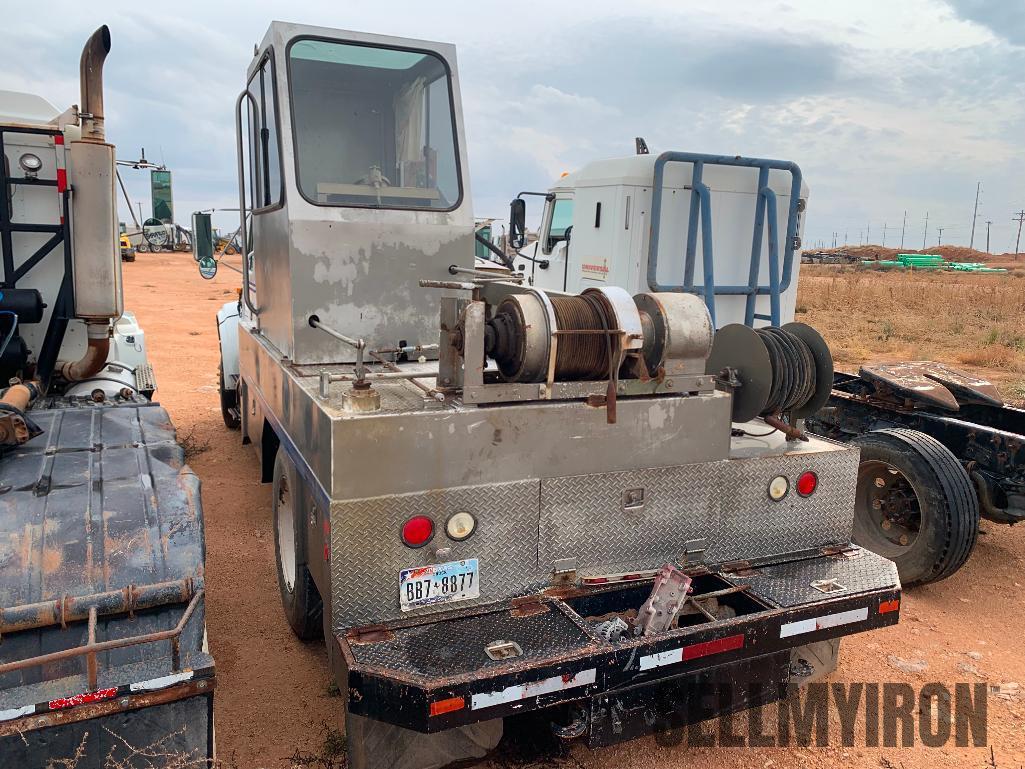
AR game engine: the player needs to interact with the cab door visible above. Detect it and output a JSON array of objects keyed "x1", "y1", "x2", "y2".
[{"x1": 529, "y1": 194, "x2": 574, "y2": 292}]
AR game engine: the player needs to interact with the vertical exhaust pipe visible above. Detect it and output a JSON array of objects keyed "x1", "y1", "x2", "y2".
[
  {"x1": 60, "y1": 24, "x2": 119, "y2": 382},
  {"x1": 79, "y1": 25, "x2": 111, "y2": 142}
]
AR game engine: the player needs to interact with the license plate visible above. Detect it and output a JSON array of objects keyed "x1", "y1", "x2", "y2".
[{"x1": 399, "y1": 559, "x2": 479, "y2": 612}]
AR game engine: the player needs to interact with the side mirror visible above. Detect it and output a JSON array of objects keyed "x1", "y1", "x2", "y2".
[
  {"x1": 142, "y1": 217, "x2": 169, "y2": 248},
  {"x1": 197, "y1": 255, "x2": 218, "y2": 280},
  {"x1": 509, "y1": 198, "x2": 526, "y2": 250}
]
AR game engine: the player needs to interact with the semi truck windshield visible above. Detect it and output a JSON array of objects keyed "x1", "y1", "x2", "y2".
[{"x1": 287, "y1": 38, "x2": 461, "y2": 211}]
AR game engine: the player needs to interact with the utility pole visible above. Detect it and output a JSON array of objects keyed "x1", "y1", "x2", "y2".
[
  {"x1": 867, "y1": 222, "x2": 871, "y2": 244},
  {"x1": 882, "y1": 222, "x2": 887, "y2": 247},
  {"x1": 986, "y1": 220, "x2": 992, "y2": 253},
  {"x1": 938, "y1": 227, "x2": 944, "y2": 246},
  {"x1": 923, "y1": 212, "x2": 929, "y2": 250},
  {"x1": 900, "y1": 210, "x2": 907, "y2": 250},
  {"x1": 1014, "y1": 210, "x2": 1025, "y2": 258},
  {"x1": 844, "y1": 229, "x2": 848, "y2": 246},
  {"x1": 969, "y1": 181, "x2": 980, "y2": 249}
]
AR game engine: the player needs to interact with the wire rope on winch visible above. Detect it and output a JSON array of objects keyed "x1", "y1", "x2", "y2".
[
  {"x1": 756, "y1": 326, "x2": 817, "y2": 415},
  {"x1": 548, "y1": 293, "x2": 618, "y2": 381}
]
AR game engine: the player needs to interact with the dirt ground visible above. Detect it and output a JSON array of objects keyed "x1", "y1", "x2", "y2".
[{"x1": 123, "y1": 253, "x2": 1025, "y2": 769}]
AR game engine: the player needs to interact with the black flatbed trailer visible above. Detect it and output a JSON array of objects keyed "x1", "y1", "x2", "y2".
[
  {"x1": 810, "y1": 365, "x2": 1025, "y2": 525},
  {"x1": 807, "y1": 362, "x2": 1024, "y2": 585},
  {"x1": 0, "y1": 400, "x2": 213, "y2": 768}
]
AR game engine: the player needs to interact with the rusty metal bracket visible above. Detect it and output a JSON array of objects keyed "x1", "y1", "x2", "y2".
[
  {"x1": 0, "y1": 589, "x2": 204, "y2": 682},
  {"x1": 346, "y1": 624, "x2": 396, "y2": 645},
  {"x1": 0, "y1": 577, "x2": 196, "y2": 637},
  {"x1": 509, "y1": 595, "x2": 549, "y2": 618}
]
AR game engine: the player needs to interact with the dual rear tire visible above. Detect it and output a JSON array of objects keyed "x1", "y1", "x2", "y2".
[{"x1": 852, "y1": 428, "x2": 978, "y2": 587}]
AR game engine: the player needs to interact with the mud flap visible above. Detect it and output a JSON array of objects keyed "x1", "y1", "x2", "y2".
[
  {"x1": 346, "y1": 713, "x2": 503, "y2": 769},
  {"x1": 789, "y1": 639, "x2": 840, "y2": 686}
]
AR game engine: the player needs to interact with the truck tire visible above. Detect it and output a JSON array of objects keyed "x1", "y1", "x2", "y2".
[
  {"x1": 851, "y1": 428, "x2": 978, "y2": 586},
  {"x1": 218, "y1": 363, "x2": 240, "y2": 429},
  {"x1": 272, "y1": 450, "x2": 323, "y2": 640}
]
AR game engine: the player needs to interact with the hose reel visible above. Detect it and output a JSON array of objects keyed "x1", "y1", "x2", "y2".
[{"x1": 704, "y1": 322, "x2": 833, "y2": 423}]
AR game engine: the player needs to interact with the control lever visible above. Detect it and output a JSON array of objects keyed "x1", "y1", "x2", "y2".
[{"x1": 635, "y1": 564, "x2": 692, "y2": 636}]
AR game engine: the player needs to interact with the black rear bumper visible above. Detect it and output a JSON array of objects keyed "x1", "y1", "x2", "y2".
[{"x1": 339, "y1": 548, "x2": 900, "y2": 733}]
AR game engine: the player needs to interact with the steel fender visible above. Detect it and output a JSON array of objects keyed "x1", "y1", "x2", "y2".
[{"x1": 216, "y1": 301, "x2": 240, "y2": 386}]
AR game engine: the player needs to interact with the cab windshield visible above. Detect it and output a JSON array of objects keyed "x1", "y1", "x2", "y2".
[{"x1": 288, "y1": 38, "x2": 461, "y2": 210}]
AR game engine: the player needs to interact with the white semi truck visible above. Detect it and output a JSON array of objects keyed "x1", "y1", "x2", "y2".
[
  {"x1": 0, "y1": 27, "x2": 213, "y2": 768},
  {"x1": 212, "y1": 22, "x2": 903, "y2": 769},
  {"x1": 511, "y1": 144, "x2": 979, "y2": 587}
]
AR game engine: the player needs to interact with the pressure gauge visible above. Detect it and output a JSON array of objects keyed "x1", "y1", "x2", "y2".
[{"x1": 19, "y1": 153, "x2": 42, "y2": 177}]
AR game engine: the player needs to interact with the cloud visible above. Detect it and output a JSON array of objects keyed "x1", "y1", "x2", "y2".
[
  {"x1": 944, "y1": 0, "x2": 1025, "y2": 46},
  {"x1": 3, "y1": 1, "x2": 1023, "y2": 249}
]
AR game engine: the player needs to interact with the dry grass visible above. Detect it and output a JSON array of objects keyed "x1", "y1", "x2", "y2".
[{"x1": 797, "y1": 266, "x2": 1025, "y2": 406}]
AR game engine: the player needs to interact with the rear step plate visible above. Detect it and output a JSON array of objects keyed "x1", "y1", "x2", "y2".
[{"x1": 339, "y1": 549, "x2": 899, "y2": 733}]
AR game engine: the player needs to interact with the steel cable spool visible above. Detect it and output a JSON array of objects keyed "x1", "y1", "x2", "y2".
[
  {"x1": 489, "y1": 291, "x2": 622, "y2": 383},
  {"x1": 706, "y1": 322, "x2": 834, "y2": 422},
  {"x1": 548, "y1": 293, "x2": 616, "y2": 381}
]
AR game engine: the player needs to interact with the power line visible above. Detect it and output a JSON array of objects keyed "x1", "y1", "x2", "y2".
[
  {"x1": 986, "y1": 220, "x2": 992, "y2": 254},
  {"x1": 900, "y1": 210, "x2": 907, "y2": 250}
]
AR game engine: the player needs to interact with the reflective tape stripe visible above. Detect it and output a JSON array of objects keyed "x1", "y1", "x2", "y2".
[
  {"x1": 129, "y1": 670, "x2": 193, "y2": 692},
  {"x1": 639, "y1": 633, "x2": 745, "y2": 671},
  {"x1": 49, "y1": 687, "x2": 117, "y2": 711},
  {"x1": 471, "y1": 668, "x2": 596, "y2": 711},
  {"x1": 0, "y1": 705, "x2": 34, "y2": 722},
  {"x1": 779, "y1": 607, "x2": 869, "y2": 638}
]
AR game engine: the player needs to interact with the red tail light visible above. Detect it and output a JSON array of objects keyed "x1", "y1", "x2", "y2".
[
  {"x1": 401, "y1": 515, "x2": 434, "y2": 548},
  {"x1": 796, "y1": 471, "x2": 818, "y2": 497}
]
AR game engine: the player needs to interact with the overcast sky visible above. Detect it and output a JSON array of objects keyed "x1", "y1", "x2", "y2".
[{"x1": 2, "y1": 0, "x2": 1023, "y2": 251}]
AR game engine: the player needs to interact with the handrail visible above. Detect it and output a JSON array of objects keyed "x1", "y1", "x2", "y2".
[
  {"x1": 0, "y1": 590, "x2": 205, "y2": 691},
  {"x1": 646, "y1": 151, "x2": 803, "y2": 327},
  {"x1": 234, "y1": 89, "x2": 260, "y2": 317}
]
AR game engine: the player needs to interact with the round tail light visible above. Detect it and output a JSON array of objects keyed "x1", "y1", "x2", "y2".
[
  {"x1": 768, "y1": 475, "x2": 789, "y2": 501},
  {"x1": 401, "y1": 515, "x2": 434, "y2": 547},
  {"x1": 796, "y1": 471, "x2": 818, "y2": 497}
]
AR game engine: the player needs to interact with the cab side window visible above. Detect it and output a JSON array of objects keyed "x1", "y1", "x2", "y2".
[
  {"x1": 248, "y1": 56, "x2": 282, "y2": 210},
  {"x1": 544, "y1": 198, "x2": 574, "y2": 253}
]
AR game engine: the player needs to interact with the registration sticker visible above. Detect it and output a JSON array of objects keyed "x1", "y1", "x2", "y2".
[{"x1": 399, "y1": 559, "x2": 479, "y2": 612}]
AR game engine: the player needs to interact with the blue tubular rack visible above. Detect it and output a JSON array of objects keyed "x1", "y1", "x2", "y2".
[{"x1": 645, "y1": 151, "x2": 803, "y2": 328}]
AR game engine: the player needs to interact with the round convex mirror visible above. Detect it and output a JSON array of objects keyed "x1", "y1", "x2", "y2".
[
  {"x1": 142, "y1": 217, "x2": 169, "y2": 247},
  {"x1": 198, "y1": 255, "x2": 218, "y2": 280}
]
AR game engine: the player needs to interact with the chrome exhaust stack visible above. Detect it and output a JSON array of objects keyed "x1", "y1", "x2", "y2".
[{"x1": 60, "y1": 25, "x2": 120, "y2": 381}]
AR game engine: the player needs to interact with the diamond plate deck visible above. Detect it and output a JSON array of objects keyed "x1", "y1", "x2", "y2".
[
  {"x1": 731, "y1": 548, "x2": 899, "y2": 607},
  {"x1": 349, "y1": 602, "x2": 594, "y2": 679}
]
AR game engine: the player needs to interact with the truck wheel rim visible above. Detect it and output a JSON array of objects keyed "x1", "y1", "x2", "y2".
[
  {"x1": 277, "y1": 471, "x2": 297, "y2": 593},
  {"x1": 856, "y1": 460, "x2": 922, "y2": 553}
]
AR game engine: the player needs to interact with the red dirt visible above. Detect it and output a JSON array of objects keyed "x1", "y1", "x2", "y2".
[{"x1": 124, "y1": 252, "x2": 1025, "y2": 769}]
